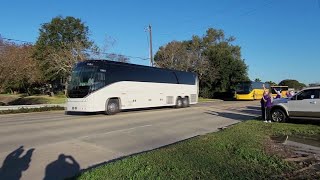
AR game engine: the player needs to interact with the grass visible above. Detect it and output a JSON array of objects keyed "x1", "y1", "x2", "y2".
[
  {"x1": 0, "y1": 106, "x2": 65, "y2": 114},
  {"x1": 0, "y1": 94, "x2": 66, "y2": 105},
  {"x1": 74, "y1": 121, "x2": 320, "y2": 179},
  {"x1": 198, "y1": 97, "x2": 217, "y2": 102},
  {"x1": 21, "y1": 95, "x2": 66, "y2": 104}
]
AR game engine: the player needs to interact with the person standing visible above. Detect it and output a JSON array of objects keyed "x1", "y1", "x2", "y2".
[
  {"x1": 260, "y1": 96, "x2": 266, "y2": 121},
  {"x1": 264, "y1": 92, "x2": 273, "y2": 123},
  {"x1": 260, "y1": 84, "x2": 268, "y2": 121}
]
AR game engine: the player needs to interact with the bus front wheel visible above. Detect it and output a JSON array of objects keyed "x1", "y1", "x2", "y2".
[{"x1": 105, "y1": 99, "x2": 120, "y2": 115}]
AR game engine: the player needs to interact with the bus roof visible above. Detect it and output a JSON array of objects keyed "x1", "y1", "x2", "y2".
[{"x1": 78, "y1": 59, "x2": 197, "y2": 76}]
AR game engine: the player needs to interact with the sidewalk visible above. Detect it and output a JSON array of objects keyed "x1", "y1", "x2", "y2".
[{"x1": 0, "y1": 104, "x2": 65, "y2": 111}]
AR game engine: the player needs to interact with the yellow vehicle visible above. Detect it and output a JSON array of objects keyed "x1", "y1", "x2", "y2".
[
  {"x1": 234, "y1": 82, "x2": 270, "y2": 100},
  {"x1": 271, "y1": 86, "x2": 288, "y2": 98}
]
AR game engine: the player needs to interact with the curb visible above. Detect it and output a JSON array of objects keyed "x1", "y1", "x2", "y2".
[{"x1": 0, "y1": 104, "x2": 66, "y2": 111}]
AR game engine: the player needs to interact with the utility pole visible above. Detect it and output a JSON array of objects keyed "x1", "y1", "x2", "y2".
[{"x1": 148, "y1": 24, "x2": 153, "y2": 67}]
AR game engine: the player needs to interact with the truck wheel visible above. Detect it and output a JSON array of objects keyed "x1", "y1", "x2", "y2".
[
  {"x1": 105, "y1": 99, "x2": 120, "y2": 115},
  {"x1": 271, "y1": 108, "x2": 287, "y2": 123}
]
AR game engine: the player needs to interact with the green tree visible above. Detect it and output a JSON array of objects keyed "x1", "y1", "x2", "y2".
[
  {"x1": 279, "y1": 79, "x2": 306, "y2": 90},
  {"x1": 254, "y1": 78, "x2": 261, "y2": 82},
  {"x1": 34, "y1": 16, "x2": 95, "y2": 94},
  {"x1": 154, "y1": 28, "x2": 248, "y2": 98},
  {"x1": 265, "y1": 81, "x2": 277, "y2": 86}
]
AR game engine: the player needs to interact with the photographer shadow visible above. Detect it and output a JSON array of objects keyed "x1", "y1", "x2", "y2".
[
  {"x1": 43, "y1": 154, "x2": 80, "y2": 180},
  {"x1": 0, "y1": 146, "x2": 34, "y2": 180}
]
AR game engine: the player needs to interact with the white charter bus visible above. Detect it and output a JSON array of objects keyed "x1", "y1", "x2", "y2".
[{"x1": 66, "y1": 60, "x2": 199, "y2": 114}]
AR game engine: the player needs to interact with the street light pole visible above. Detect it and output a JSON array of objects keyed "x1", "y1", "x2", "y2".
[{"x1": 148, "y1": 24, "x2": 153, "y2": 67}]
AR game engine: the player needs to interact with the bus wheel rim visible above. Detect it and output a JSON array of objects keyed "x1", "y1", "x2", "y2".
[{"x1": 109, "y1": 103, "x2": 117, "y2": 112}]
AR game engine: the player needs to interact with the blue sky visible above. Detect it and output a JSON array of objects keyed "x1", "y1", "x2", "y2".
[{"x1": 1, "y1": 0, "x2": 319, "y2": 84}]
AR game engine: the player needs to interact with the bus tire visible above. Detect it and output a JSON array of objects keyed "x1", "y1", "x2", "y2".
[
  {"x1": 105, "y1": 99, "x2": 120, "y2": 115},
  {"x1": 182, "y1": 97, "x2": 189, "y2": 108},
  {"x1": 175, "y1": 97, "x2": 183, "y2": 108}
]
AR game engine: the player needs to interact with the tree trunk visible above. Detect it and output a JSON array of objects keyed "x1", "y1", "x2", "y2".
[
  {"x1": 49, "y1": 83, "x2": 54, "y2": 97},
  {"x1": 27, "y1": 87, "x2": 32, "y2": 96},
  {"x1": 64, "y1": 77, "x2": 69, "y2": 96},
  {"x1": 23, "y1": 82, "x2": 31, "y2": 96}
]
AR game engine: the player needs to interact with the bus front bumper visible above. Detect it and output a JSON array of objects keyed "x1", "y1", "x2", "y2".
[{"x1": 66, "y1": 98, "x2": 95, "y2": 112}]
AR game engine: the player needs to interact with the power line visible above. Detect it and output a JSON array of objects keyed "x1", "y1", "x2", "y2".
[
  {"x1": 1, "y1": 37, "x2": 33, "y2": 44},
  {"x1": 0, "y1": 36, "x2": 149, "y2": 61}
]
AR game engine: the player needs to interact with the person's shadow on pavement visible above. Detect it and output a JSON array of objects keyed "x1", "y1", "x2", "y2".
[
  {"x1": 43, "y1": 154, "x2": 80, "y2": 180},
  {"x1": 0, "y1": 146, "x2": 35, "y2": 180}
]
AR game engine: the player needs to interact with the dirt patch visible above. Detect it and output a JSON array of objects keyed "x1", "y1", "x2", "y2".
[
  {"x1": 7, "y1": 97, "x2": 46, "y2": 105},
  {"x1": 0, "y1": 96, "x2": 43, "y2": 105},
  {"x1": 0, "y1": 95, "x2": 21, "y2": 105},
  {"x1": 265, "y1": 136, "x2": 320, "y2": 179}
]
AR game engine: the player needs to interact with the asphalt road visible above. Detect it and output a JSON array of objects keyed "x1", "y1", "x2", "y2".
[{"x1": 0, "y1": 101, "x2": 260, "y2": 180}]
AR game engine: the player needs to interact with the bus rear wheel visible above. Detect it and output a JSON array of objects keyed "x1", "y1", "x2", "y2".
[
  {"x1": 182, "y1": 97, "x2": 189, "y2": 108},
  {"x1": 175, "y1": 97, "x2": 183, "y2": 108},
  {"x1": 105, "y1": 99, "x2": 120, "y2": 115}
]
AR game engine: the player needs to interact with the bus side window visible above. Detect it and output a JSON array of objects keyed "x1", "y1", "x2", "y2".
[{"x1": 175, "y1": 71, "x2": 196, "y2": 85}]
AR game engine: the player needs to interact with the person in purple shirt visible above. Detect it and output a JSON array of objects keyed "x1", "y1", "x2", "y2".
[
  {"x1": 274, "y1": 88, "x2": 282, "y2": 99},
  {"x1": 263, "y1": 92, "x2": 273, "y2": 123},
  {"x1": 286, "y1": 90, "x2": 294, "y2": 98},
  {"x1": 260, "y1": 91, "x2": 268, "y2": 120},
  {"x1": 260, "y1": 84, "x2": 268, "y2": 121}
]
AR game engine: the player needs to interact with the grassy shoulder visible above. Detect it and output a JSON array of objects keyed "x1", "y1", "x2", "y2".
[
  {"x1": 198, "y1": 97, "x2": 218, "y2": 102},
  {"x1": 0, "y1": 94, "x2": 66, "y2": 105},
  {"x1": 0, "y1": 106, "x2": 65, "y2": 114},
  {"x1": 75, "y1": 121, "x2": 320, "y2": 179}
]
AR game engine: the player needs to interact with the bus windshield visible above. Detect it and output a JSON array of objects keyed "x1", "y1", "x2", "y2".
[
  {"x1": 235, "y1": 83, "x2": 252, "y2": 94},
  {"x1": 67, "y1": 64, "x2": 106, "y2": 98}
]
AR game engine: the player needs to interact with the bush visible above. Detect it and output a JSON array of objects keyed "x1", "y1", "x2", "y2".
[{"x1": 199, "y1": 87, "x2": 214, "y2": 99}]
